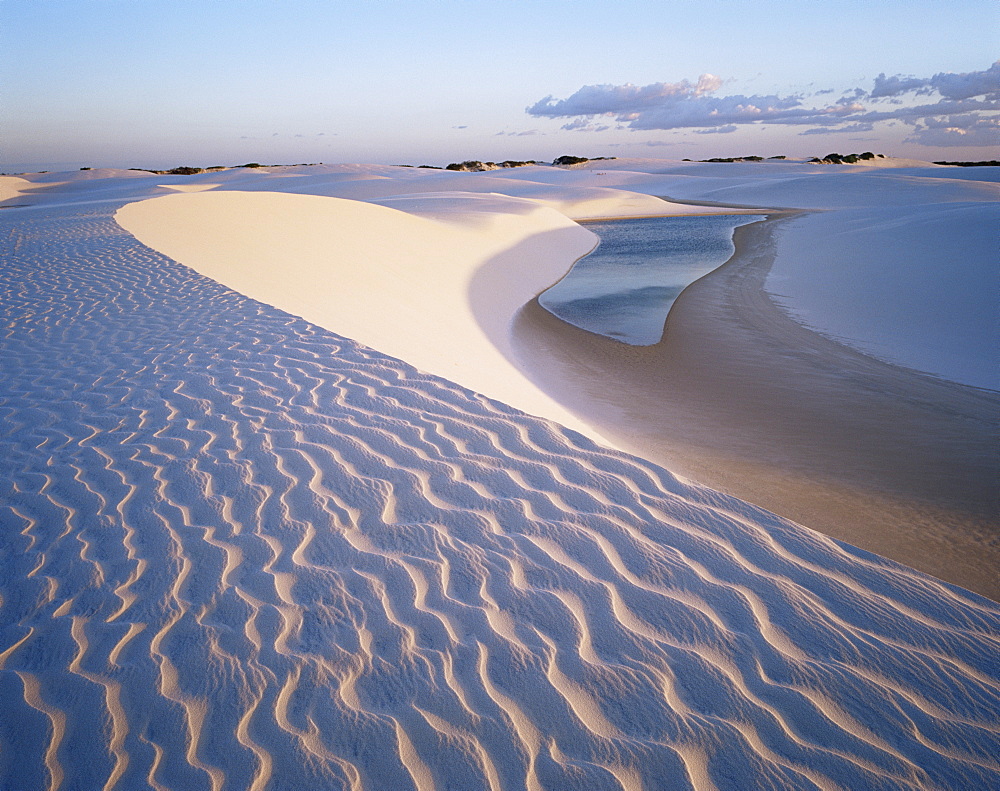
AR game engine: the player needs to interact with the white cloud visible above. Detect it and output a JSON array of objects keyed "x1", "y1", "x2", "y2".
[
  {"x1": 527, "y1": 74, "x2": 724, "y2": 120},
  {"x1": 907, "y1": 114, "x2": 1000, "y2": 147},
  {"x1": 527, "y1": 63, "x2": 1000, "y2": 148},
  {"x1": 561, "y1": 118, "x2": 611, "y2": 132},
  {"x1": 694, "y1": 125, "x2": 738, "y2": 135},
  {"x1": 800, "y1": 122, "x2": 875, "y2": 136},
  {"x1": 871, "y1": 62, "x2": 1000, "y2": 101}
]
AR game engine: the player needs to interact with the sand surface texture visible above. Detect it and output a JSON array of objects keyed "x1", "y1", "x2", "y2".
[
  {"x1": 1, "y1": 163, "x2": 998, "y2": 790},
  {"x1": 112, "y1": 162, "x2": 999, "y2": 599}
]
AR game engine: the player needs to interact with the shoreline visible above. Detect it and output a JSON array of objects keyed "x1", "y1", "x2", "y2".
[{"x1": 513, "y1": 213, "x2": 1000, "y2": 600}]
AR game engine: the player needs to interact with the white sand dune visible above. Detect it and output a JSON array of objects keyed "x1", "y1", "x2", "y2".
[
  {"x1": 766, "y1": 201, "x2": 999, "y2": 390},
  {"x1": 114, "y1": 164, "x2": 999, "y2": 591},
  {"x1": 1, "y1": 164, "x2": 998, "y2": 789},
  {"x1": 0, "y1": 175, "x2": 40, "y2": 203},
  {"x1": 117, "y1": 189, "x2": 603, "y2": 440},
  {"x1": 574, "y1": 161, "x2": 999, "y2": 389}
]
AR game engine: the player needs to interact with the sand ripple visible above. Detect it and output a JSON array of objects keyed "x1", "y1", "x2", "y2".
[{"x1": 1, "y1": 204, "x2": 998, "y2": 790}]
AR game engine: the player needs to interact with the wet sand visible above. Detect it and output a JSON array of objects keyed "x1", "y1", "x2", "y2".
[{"x1": 513, "y1": 214, "x2": 1000, "y2": 600}]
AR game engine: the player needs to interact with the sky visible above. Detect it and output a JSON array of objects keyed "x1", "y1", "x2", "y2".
[{"x1": 2, "y1": 0, "x2": 997, "y2": 172}]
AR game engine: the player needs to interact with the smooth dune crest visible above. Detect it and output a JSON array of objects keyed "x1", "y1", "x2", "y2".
[
  {"x1": 0, "y1": 175, "x2": 35, "y2": 203},
  {"x1": 116, "y1": 190, "x2": 604, "y2": 442},
  {"x1": 1, "y1": 197, "x2": 998, "y2": 791}
]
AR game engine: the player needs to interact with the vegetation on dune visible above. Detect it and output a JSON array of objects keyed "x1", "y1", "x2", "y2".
[
  {"x1": 685, "y1": 155, "x2": 787, "y2": 163},
  {"x1": 553, "y1": 155, "x2": 589, "y2": 166},
  {"x1": 444, "y1": 160, "x2": 538, "y2": 171},
  {"x1": 126, "y1": 166, "x2": 207, "y2": 175},
  {"x1": 552, "y1": 155, "x2": 616, "y2": 166},
  {"x1": 933, "y1": 160, "x2": 1000, "y2": 167},
  {"x1": 445, "y1": 161, "x2": 492, "y2": 171},
  {"x1": 810, "y1": 152, "x2": 881, "y2": 164}
]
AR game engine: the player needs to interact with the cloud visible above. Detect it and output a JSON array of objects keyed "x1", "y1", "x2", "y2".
[
  {"x1": 907, "y1": 114, "x2": 1000, "y2": 147},
  {"x1": 870, "y1": 62, "x2": 1000, "y2": 100},
  {"x1": 527, "y1": 62, "x2": 1000, "y2": 147},
  {"x1": 642, "y1": 140, "x2": 698, "y2": 148},
  {"x1": 562, "y1": 118, "x2": 611, "y2": 132},
  {"x1": 800, "y1": 122, "x2": 876, "y2": 136},
  {"x1": 527, "y1": 73, "x2": 723, "y2": 119}
]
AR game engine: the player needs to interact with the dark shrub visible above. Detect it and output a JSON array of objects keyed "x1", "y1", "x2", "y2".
[{"x1": 553, "y1": 155, "x2": 589, "y2": 166}]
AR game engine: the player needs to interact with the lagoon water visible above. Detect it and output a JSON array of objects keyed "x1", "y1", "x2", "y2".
[{"x1": 540, "y1": 214, "x2": 764, "y2": 345}]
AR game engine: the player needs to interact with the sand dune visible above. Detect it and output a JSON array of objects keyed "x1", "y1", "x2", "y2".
[
  {"x1": 115, "y1": 163, "x2": 999, "y2": 597},
  {"x1": 0, "y1": 175, "x2": 37, "y2": 203},
  {"x1": 116, "y1": 189, "x2": 603, "y2": 441},
  {"x1": 1, "y1": 164, "x2": 998, "y2": 789}
]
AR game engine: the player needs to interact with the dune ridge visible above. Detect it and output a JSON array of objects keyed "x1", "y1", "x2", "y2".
[
  {"x1": 1, "y1": 201, "x2": 999, "y2": 789},
  {"x1": 115, "y1": 189, "x2": 606, "y2": 443}
]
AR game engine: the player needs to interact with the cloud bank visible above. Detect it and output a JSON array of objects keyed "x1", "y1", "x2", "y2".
[{"x1": 527, "y1": 63, "x2": 1000, "y2": 147}]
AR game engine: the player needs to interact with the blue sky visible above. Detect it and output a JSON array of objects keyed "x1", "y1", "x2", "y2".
[{"x1": 2, "y1": 0, "x2": 997, "y2": 172}]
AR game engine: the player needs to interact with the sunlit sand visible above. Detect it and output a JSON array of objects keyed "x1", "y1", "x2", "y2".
[{"x1": 1, "y1": 159, "x2": 997, "y2": 789}]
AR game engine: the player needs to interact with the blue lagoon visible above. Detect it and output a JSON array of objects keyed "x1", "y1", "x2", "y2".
[{"x1": 540, "y1": 214, "x2": 764, "y2": 344}]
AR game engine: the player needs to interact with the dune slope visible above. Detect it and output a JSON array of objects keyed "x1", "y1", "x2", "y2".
[
  {"x1": 116, "y1": 190, "x2": 603, "y2": 442},
  {"x1": 1, "y1": 200, "x2": 999, "y2": 790}
]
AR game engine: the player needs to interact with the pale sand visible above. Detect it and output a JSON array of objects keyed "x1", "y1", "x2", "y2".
[
  {"x1": 114, "y1": 164, "x2": 998, "y2": 599},
  {"x1": 514, "y1": 214, "x2": 1000, "y2": 599},
  {"x1": 117, "y1": 190, "x2": 603, "y2": 440},
  {"x1": 0, "y1": 176, "x2": 33, "y2": 203},
  {"x1": 2, "y1": 190, "x2": 998, "y2": 789}
]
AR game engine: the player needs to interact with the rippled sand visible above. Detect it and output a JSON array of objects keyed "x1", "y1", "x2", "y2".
[{"x1": 1, "y1": 196, "x2": 998, "y2": 789}]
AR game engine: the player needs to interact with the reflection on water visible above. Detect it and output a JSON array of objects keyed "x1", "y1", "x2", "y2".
[{"x1": 540, "y1": 214, "x2": 764, "y2": 345}]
